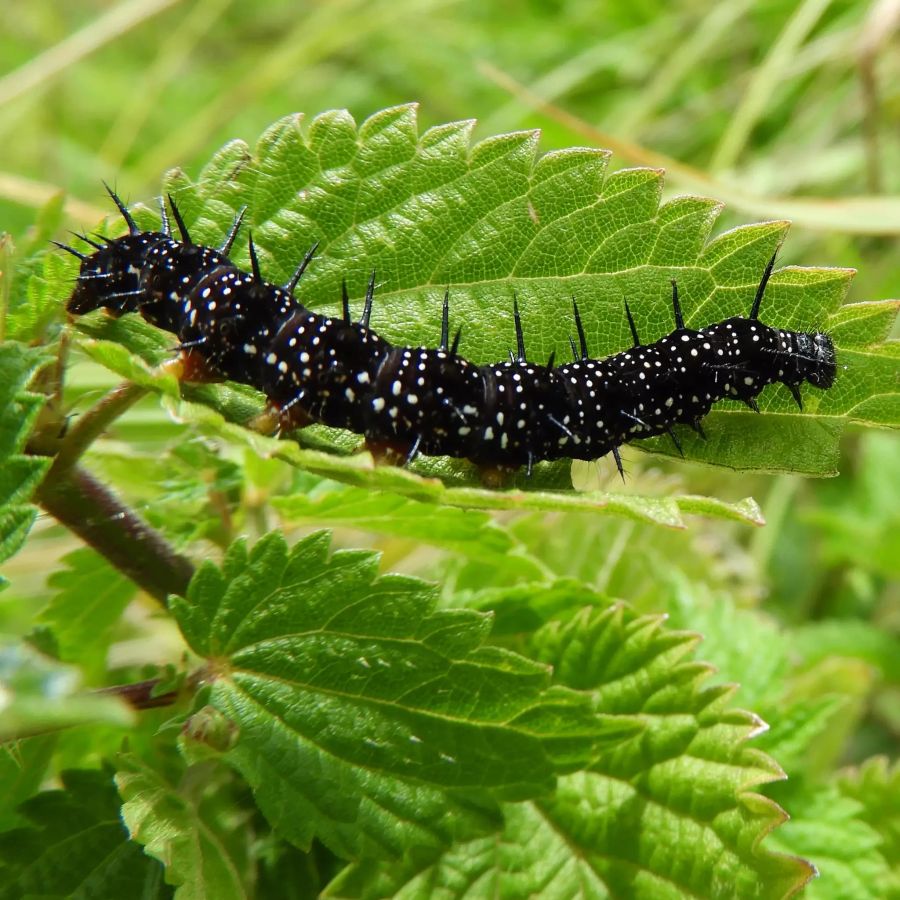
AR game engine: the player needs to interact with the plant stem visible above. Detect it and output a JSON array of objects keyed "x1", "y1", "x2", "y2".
[
  {"x1": 95, "y1": 677, "x2": 177, "y2": 710},
  {"x1": 45, "y1": 380, "x2": 147, "y2": 483},
  {"x1": 35, "y1": 465, "x2": 194, "y2": 605}
]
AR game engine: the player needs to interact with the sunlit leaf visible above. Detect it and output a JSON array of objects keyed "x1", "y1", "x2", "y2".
[
  {"x1": 117, "y1": 754, "x2": 249, "y2": 900},
  {"x1": 329, "y1": 600, "x2": 813, "y2": 897},
  {"x1": 56, "y1": 106, "x2": 896, "y2": 487},
  {"x1": 171, "y1": 530, "x2": 625, "y2": 858}
]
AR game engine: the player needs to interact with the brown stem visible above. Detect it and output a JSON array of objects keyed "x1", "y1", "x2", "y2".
[
  {"x1": 36, "y1": 465, "x2": 194, "y2": 605},
  {"x1": 95, "y1": 677, "x2": 178, "y2": 710}
]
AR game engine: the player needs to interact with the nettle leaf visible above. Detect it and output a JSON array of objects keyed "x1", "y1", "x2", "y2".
[
  {"x1": 329, "y1": 602, "x2": 813, "y2": 898},
  {"x1": 767, "y1": 784, "x2": 898, "y2": 900},
  {"x1": 170, "y1": 531, "x2": 625, "y2": 859},
  {"x1": 837, "y1": 757, "x2": 900, "y2": 889},
  {"x1": 116, "y1": 754, "x2": 249, "y2": 900},
  {"x1": 0, "y1": 343, "x2": 51, "y2": 589},
  {"x1": 38, "y1": 547, "x2": 136, "y2": 675},
  {"x1": 59, "y1": 105, "x2": 895, "y2": 488},
  {"x1": 754, "y1": 695, "x2": 851, "y2": 778},
  {"x1": 2, "y1": 193, "x2": 67, "y2": 344},
  {"x1": 0, "y1": 768, "x2": 168, "y2": 900},
  {"x1": 0, "y1": 736, "x2": 56, "y2": 832},
  {"x1": 272, "y1": 479, "x2": 546, "y2": 578},
  {"x1": 665, "y1": 579, "x2": 791, "y2": 709}
]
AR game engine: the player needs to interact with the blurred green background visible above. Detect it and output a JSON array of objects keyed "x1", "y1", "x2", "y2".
[
  {"x1": 1, "y1": 0, "x2": 898, "y2": 769},
  {"x1": 1, "y1": 0, "x2": 898, "y2": 300}
]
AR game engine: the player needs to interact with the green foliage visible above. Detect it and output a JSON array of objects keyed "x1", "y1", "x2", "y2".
[
  {"x1": 1, "y1": 6, "x2": 898, "y2": 891},
  {"x1": 0, "y1": 343, "x2": 51, "y2": 589},
  {"x1": 0, "y1": 768, "x2": 168, "y2": 899},
  {"x1": 0, "y1": 639, "x2": 133, "y2": 742},
  {"x1": 768, "y1": 785, "x2": 899, "y2": 900},
  {"x1": 328, "y1": 602, "x2": 812, "y2": 898},
  {"x1": 0, "y1": 737, "x2": 55, "y2": 832},
  {"x1": 38, "y1": 548, "x2": 136, "y2": 676},
  {"x1": 64, "y1": 106, "x2": 895, "y2": 485},
  {"x1": 171, "y1": 530, "x2": 621, "y2": 857},
  {"x1": 837, "y1": 758, "x2": 900, "y2": 891},
  {"x1": 117, "y1": 754, "x2": 250, "y2": 900}
]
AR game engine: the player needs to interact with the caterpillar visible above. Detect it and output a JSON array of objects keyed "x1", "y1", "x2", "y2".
[{"x1": 57, "y1": 186, "x2": 837, "y2": 479}]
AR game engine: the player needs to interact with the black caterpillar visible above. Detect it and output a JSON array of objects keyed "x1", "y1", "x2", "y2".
[{"x1": 58, "y1": 186, "x2": 837, "y2": 478}]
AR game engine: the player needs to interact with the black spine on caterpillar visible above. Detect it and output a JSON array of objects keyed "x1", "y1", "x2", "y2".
[{"x1": 60, "y1": 188, "x2": 838, "y2": 477}]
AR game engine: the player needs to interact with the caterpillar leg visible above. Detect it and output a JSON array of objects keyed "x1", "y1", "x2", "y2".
[
  {"x1": 478, "y1": 464, "x2": 518, "y2": 489},
  {"x1": 365, "y1": 438, "x2": 413, "y2": 467},
  {"x1": 168, "y1": 348, "x2": 224, "y2": 384}
]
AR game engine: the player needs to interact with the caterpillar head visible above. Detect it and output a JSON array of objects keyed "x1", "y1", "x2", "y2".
[
  {"x1": 64, "y1": 231, "x2": 165, "y2": 316},
  {"x1": 798, "y1": 331, "x2": 837, "y2": 389},
  {"x1": 60, "y1": 184, "x2": 166, "y2": 317}
]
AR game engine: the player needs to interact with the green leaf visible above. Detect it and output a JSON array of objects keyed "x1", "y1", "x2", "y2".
[
  {"x1": 754, "y1": 695, "x2": 851, "y2": 776},
  {"x1": 63, "y1": 106, "x2": 895, "y2": 484},
  {"x1": 0, "y1": 736, "x2": 56, "y2": 831},
  {"x1": 457, "y1": 578, "x2": 600, "y2": 637},
  {"x1": 664, "y1": 578, "x2": 790, "y2": 708},
  {"x1": 0, "y1": 507, "x2": 39, "y2": 588},
  {"x1": 37, "y1": 547, "x2": 137, "y2": 676},
  {"x1": 2, "y1": 193, "x2": 68, "y2": 344},
  {"x1": 330, "y1": 601, "x2": 813, "y2": 898},
  {"x1": 116, "y1": 754, "x2": 249, "y2": 900},
  {"x1": 0, "y1": 342, "x2": 50, "y2": 458},
  {"x1": 791, "y1": 619, "x2": 900, "y2": 683},
  {"x1": 0, "y1": 639, "x2": 133, "y2": 741},
  {"x1": 837, "y1": 757, "x2": 900, "y2": 891},
  {"x1": 171, "y1": 391, "x2": 769, "y2": 529},
  {"x1": 78, "y1": 337, "x2": 182, "y2": 396},
  {"x1": 802, "y1": 431, "x2": 900, "y2": 579},
  {"x1": 272, "y1": 479, "x2": 546, "y2": 577},
  {"x1": 0, "y1": 768, "x2": 169, "y2": 900},
  {"x1": 767, "y1": 785, "x2": 898, "y2": 900},
  {"x1": 171, "y1": 530, "x2": 620, "y2": 858},
  {"x1": 0, "y1": 342, "x2": 51, "y2": 590}
]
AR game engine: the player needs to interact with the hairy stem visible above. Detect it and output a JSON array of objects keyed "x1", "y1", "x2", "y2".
[
  {"x1": 36, "y1": 465, "x2": 194, "y2": 604},
  {"x1": 46, "y1": 380, "x2": 148, "y2": 483}
]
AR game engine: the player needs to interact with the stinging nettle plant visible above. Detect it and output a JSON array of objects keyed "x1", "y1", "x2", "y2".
[{"x1": 1, "y1": 105, "x2": 898, "y2": 899}]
